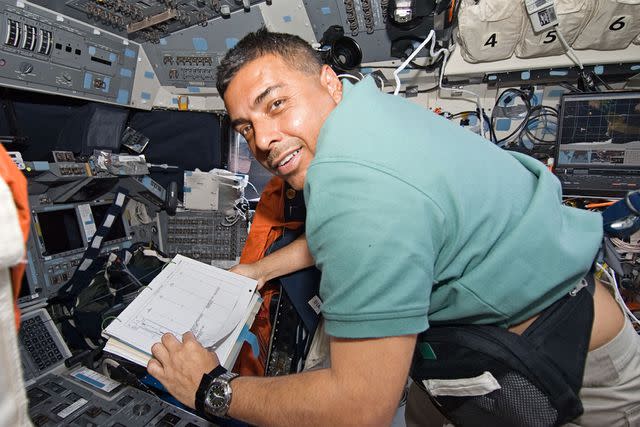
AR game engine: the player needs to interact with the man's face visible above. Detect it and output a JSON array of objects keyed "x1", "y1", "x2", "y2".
[{"x1": 224, "y1": 54, "x2": 343, "y2": 190}]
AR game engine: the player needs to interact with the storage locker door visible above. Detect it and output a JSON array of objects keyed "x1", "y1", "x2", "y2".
[
  {"x1": 572, "y1": 0, "x2": 640, "y2": 50},
  {"x1": 516, "y1": 0, "x2": 593, "y2": 58},
  {"x1": 455, "y1": 0, "x2": 525, "y2": 63}
]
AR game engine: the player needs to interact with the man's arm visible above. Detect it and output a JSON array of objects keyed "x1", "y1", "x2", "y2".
[
  {"x1": 148, "y1": 332, "x2": 416, "y2": 426},
  {"x1": 229, "y1": 233, "x2": 314, "y2": 289}
]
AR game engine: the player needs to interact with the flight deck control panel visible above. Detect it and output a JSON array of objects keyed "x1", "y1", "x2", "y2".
[{"x1": 0, "y1": 0, "x2": 139, "y2": 105}]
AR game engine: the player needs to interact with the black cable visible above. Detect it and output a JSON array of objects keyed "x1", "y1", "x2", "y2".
[
  {"x1": 385, "y1": 84, "x2": 439, "y2": 95},
  {"x1": 592, "y1": 72, "x2": 613, "y2": 91},
  {"x1": 484, "y1": 109, "x2": 497, "y2": 143},
  {"x1": 407, "y1": 50, "x2": 446, "y2": 72},
  {"x1": 559, "y1": 81, "x2": 582, "y2": 93},
  {"x1": 491, "y1": 88, "x2": 532, "y2": 146},
  {"x1": 520, "y1": 105, "x2": 558, "y2": 146},
  {"x1": 448, "y1": 109, "x2": 495, "y2": 141},
  {"x1": 449, "y1": 110, "x2": 477, "y2": 120},
  {"x1": 359, "y1": 65, "x2": 401, "y2": 69}
]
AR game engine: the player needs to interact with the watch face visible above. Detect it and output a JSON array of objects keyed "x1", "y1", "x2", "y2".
[
  {"x1": 210, "y1": 383, "x2": 226, "y2": 406},
  {"x1": 205, "y1": 380, "x2": 230, "y2": 417}
]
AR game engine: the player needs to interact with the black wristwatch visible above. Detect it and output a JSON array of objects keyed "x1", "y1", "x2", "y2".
[{"x1": 195, "y1": 366, "x2": 239, "y2": 419}]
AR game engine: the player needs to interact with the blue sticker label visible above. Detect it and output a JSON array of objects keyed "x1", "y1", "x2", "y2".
[
  {"x1": 140, "y1": 91, "x2": 151, "y2": 100},
  {"x1": 171, "y1": 98, "x2": 178, "y2": 104},
  {"x1": 192, "y1": 37, "x2": 208, "y2": 51},
  {"x1": 116, "y1": 89, "x2": 129, "y2": 104},
  {"x1": 549, "y1": 70, "x2": 568, "y2": 76},
  {"x1": 283, "y1": 15, "x2": 292, "y2": 22},
  {"x1": 83, "y1": 72, "x2": 93, "y2": 89},
  {"x1": 160, "y1": 38, "x2": 167, "y2": 45},
  {"x1": 32, "y1": 161, "x2": 50, "y2": 171},
  {"x1": 109, "y1": 53, "x2": 117, "y2": 62},
  {"x1": 548, "y1": 89, "x2": 565, "y2": 98},
  {"x1": 88, "y1": 46, "x2": 96, "y2": 56},
  {"x1": 102, "y1": 77, "x2": 111, "y2": 93},
  {"x1": 321, "y1": 7, "x2": 331, "y2": 15},
  {"x1": 594, "y1": 65, "x2": 604, "y2": 75},
  {"x1": 225, "y1": 38, "x2": 239, "y2": 49},
  {"x1": 144, "y1": 71, "x2": 155, "y2": 79},
  {"x1": 74, "y1": 373, "x2": 104, "y2": 389},
  {"x1": 521, "y1": 71, "x2": 530, "y2": 80},
  {"x1": 187, "y1": 86, "x2": 201, "y2": 93},
  {"x1": 496, "y1": 118, "x2": 512, "y2": 131},
  {"x1": 120, "y1": 68, "x2": 132, "y2": 78},
  {"x1": 124, "y1": 48, "x2": 136, "y2": 58},
  {"x1": 531, "y1": 92, "x2": 542, "y2": 106}
]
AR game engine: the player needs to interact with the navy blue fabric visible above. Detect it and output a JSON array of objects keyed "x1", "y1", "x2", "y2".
[{"x1": 268, "y1": 227, "x2": 321, "y2": 336}]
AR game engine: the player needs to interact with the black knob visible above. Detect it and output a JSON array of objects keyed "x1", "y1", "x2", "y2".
[
  {"x1": 20, "y1": 62, "x2": 33, "y2": 74},
  {"x1": 132, "y1": 403, "x2": 151, "y2": 416}
]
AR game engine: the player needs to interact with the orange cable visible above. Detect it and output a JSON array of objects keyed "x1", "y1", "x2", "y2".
[{"x1": 585, "y1": 201, "x2": 616, "y2": 209}]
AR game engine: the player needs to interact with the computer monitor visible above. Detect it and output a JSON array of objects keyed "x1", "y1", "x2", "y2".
[
  {"x1": 554, "y1": 91, "x2": 640, "y2": 197},
  {"x1": 35, "y1": 208, "x2": 85, "y2": 256},
  {"x1": 90, "y1": 203, "x2": 128, "y2": 243},
  {"x1": 18, "y1": 273, "x2": 32, "y2": 300},
  {"x1": 16, "y1": 269, "x2": 44, "y2": 309}
]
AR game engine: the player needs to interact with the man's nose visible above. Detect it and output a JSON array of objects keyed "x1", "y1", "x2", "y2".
[{"x1": 254, "y1": 119, "x2": 280, "y2": 153}]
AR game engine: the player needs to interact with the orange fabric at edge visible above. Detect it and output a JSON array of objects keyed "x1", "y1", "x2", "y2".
[
  {"x1": 233, "y1": 176, "x2": 303, "y2": 376},
  {"x1": 0, "y1": 144, "x2": 30, "y2": 329}
]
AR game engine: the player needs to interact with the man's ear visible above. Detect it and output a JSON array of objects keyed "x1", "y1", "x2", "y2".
[{"x1": 320, "y1": 64, "x2": 343, "y2": 104}]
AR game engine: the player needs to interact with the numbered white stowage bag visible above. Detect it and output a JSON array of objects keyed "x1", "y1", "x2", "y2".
[
  {"x1": 516, "y1": 0, "x2": 594, "y2": 58},
  {"x1": 455, "y1": 0, "x2": 526, "y2": 63},
  {"x1": 572, "y1": 0, "x2": 640, "y2": 50}
]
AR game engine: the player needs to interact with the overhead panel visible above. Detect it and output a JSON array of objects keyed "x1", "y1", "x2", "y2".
[
  {"x1": 29, "y1": 0, "x2": 268, "y2": 44},
  {"x1": 0, "y1": 0, "x2": 139, "y2": 105},
  {"x1": 141, "y1": 8, "x2": 264, "y2": 88}
]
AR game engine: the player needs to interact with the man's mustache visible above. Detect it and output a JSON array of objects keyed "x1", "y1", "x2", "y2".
[{"x1": 266, "y1": 139, "x2": 302, "y2": 167}]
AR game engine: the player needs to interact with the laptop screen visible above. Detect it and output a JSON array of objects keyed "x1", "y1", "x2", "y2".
[{"x1": 555, "y1": 91, "x2": 640, "y2": 170}]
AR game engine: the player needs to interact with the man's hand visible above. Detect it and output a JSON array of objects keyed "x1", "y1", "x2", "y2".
[
  {"x1": 229, "y1": 233, "x2": 314, "y2": 292},
  {"x1": 229, "y1": 262, "x2": 267, "y2": 290},
  {"x1": 147, "y1": 332, "x2": 218, "y2": 408}
]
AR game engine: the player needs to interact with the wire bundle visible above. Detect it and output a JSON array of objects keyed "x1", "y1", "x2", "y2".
[{"x1": 486, "y1": 89, "x2": 559, "y2": 150}]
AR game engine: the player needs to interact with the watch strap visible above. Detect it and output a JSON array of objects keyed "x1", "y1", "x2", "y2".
[{"x1": 195, "y1": 365, "x2": 227, "y2": 415}]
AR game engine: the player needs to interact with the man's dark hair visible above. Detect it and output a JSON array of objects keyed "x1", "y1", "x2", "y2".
[{"x1": 216, "y1": 27, "x2": 323, "y2": 98}]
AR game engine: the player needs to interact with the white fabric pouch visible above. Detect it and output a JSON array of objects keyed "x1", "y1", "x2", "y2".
[
  {"x1": 572, "y1": 0, "x2": 640, "y2": 50},
  {"x1": 516, "y1": 0, "x2": 593, "y2": 58}
]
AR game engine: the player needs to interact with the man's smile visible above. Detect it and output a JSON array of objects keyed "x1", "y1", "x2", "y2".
[{"x1": 273, "y1": 147, "x2": 302, "y2": 175}]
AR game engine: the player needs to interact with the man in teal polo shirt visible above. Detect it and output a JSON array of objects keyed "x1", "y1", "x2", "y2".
[{"x1": 147, "y1": 28, "x2": 639, "y2": 426}]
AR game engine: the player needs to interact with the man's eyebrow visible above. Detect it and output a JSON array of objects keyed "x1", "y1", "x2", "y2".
[
  {"x1": 253, "y1": 84, "x2": 283, "y2": 107},
  {"x1": 229, "y1": 84, "x2": 284, "y2": 129}
]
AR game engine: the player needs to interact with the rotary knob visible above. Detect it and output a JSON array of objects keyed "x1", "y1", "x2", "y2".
[
  {"x1": 19, "y1": 62, "x2": 33, "y2": 74},
  {"x1": 132, "y1": 403, "x2": 151, "y2": 416}
]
